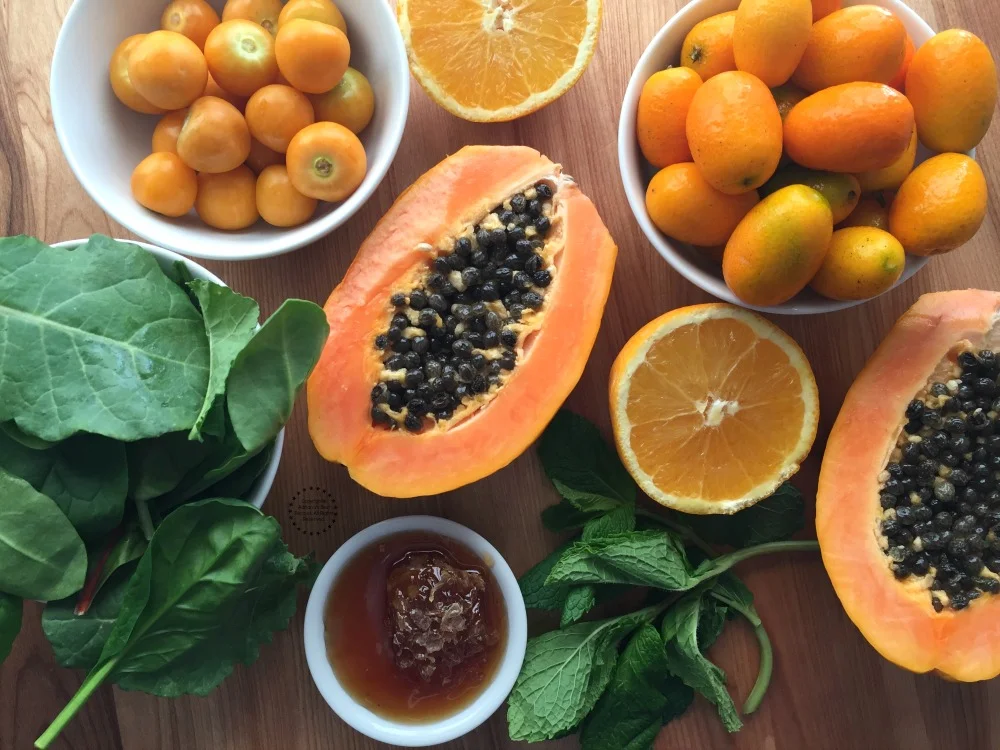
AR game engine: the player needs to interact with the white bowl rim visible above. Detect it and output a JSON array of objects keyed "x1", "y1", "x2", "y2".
[
  {"x1": 49, "y1": 0, "x2": 410, "y2": 262},
  {"x1": 303, "y1": 514, "x2": 528, "y2": 747},
  {"x1": 617, "y1": 0, "x2": 938, "y2": 315},
  {"x1": 51, "y1": 237, "x2": 284, "y2": 510}
]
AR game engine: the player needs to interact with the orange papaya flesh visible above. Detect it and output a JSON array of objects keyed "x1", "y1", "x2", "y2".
[
  {"x1": 307, "y1": 146, "x2": 617, "y2": 497},
  {"x1": 817, "y1": 290, "x2": 1000, "y2": 681}
]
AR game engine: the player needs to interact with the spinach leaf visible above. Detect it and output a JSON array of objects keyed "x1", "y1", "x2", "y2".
[
  {"x1": 0, "y1": 593, "x2": 21, "y2": 664},
  {"x1": 155, "y1": 431, "x2": 266, "y2": 512},
  {"x1": 164, "y1": 260, "x2": 198, "y2": 308},
  {"x1": 85, "y1": 527, "x2": 148, "y2": 606},
  {"x1": 541, "y1": 500, "x2": 599, "y2": 533},
  {"x1": 538, "y1": 410, "x2": 636, "y2": 512},
  {"x1": 36, "y1": 499, "x2": 314, "y2": 748},
  {"x1": 507, "y1": 604, "x2": 663, "y2": 742},
  {"x1": 186, "y1": 280, "x2": 259, "y2": 441},
  {"x1": 42, "y1": 562, "x2": 137, "y2": 669},
  {"x1": 583, "y1": 505, "x2": 636, "y2": 540},
  {"x1": 661, "y1": 592, "x2": 742, "y2": 733},
  {"x1": 0, "y1": 470, "x2": 87, "y2": 601},
  {"x1": 227, "y1": 299, "x2": 328, "y2": 454},
  {"x1": 0, "y1": 430, "x2": 127, "y2": 538},
  {"x1": 520, "y1": 543, "x2": 572, "y2": 611},
  {"x1": 194, "y1": 439, "x2": 275, "y2": 502},
  {"x1": 546, "y1": 531, "x2": 693, "y2": 591},
  {"x1": 561, "y1": 586, "x2": 596, "y2": 627},
  {"x1": 0, "y1": 235, "x2": 210, "y2": 441},
  {"x1": 126, "y1": 431, "x2": 216, "y2": 502},
  {"x1": 676, "y1": 483, "x2": 805, "y2": 548},
  {"x1": 580, "y1": 624, "x2": 693, "y2": 750},
  {"x1": 0, "y1": 421, "x2": 56, "y2": 450}
]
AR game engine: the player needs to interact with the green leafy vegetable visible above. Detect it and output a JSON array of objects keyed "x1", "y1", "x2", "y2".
[
  {"x1": 0, "y1": 593, "x2": 21, "y2": 664},
  {"x1": 126, "y1": 432, "x2": 216, "y2": 503},
  {"x1": 676, "y1": 483, "x2": 805, "y2": 548},
  {"x1": 541, "y1": 500, "x2": 598, "y2": 532},
  {"x1": 507, "y1": 604, "x2": 665, "y2": 742},
  {"x1": 186, "y1": 280, "x2": 259, "y2": 441},
  {"x1": 41, "y1": 562, "x2": 136, "y2": 669},
  {"x1": 0, "y1": 235, "x2": 209, "y2": 441},
  {"x1": 538, "y1": 410, "x2": 636, "y2": 512},
  {"x1": 546, "y1": 531, "x2": 692, "y2": 590},
  {"x1": 697, "y1": 594, "x2": 729, "y2": 652},
  {"x1": 0, "y1": 470, "x2": 87, "y2": 601},
  {"x1": 36, "y1": 499, "x2": 314, "y2": 748},
  {"x1": 561, "y1": 586, "x2": 597, "y2": 627},
  {"x1": 583, "y1": 505, "x2": 636, "y2": 540},
  {"x1": 579, "y1": 624, "x2": 693, "y2": 750},
  {"x1": 709, "y1": 574, "x2": 773, "y2": 715},
  {"x1": 80, "y1": 527, "x2": 148, "y2": 610},
  {"x1": 0, "y1": 421, "x2": 56, "y2": 450},
  {"x1": 0, "y1": 430, "x2": 127, "y2": 538},
  {"x1": 227, "y1": 300, "x2": 329, "y2": 454},
  {"x1": 661, "y1": 592, "x2": 742, "y2": 733},
  {"x1": 519, "y1": 543, "x2": 572, "y2": 611},
  {"x1": 197, "y1": 440, "x2": 275, "y2": 501}
]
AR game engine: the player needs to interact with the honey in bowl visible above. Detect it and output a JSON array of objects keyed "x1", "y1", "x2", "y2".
[{"x1": 324, "y1": 531, "x2": 507, "y2": 723}]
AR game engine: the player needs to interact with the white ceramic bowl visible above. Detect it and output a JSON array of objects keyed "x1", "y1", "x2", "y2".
[
  {"x1": 304, "y1": 515, "x2": 528, "y2": 747},
  {"x1": 53, "y1": 237, "x2": 284, "y2": 509},
  {"x1": 50, "y1": 0, "x2": 409, "y2": 262},
  {"x1": 619, "y1": 0, "x2": 939, "y2": 315}
]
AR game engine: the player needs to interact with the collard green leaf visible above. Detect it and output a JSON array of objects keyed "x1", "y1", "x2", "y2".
[
  {"x1": 96, "y1": 498, "x2": 312, "y2": 696},
  {"x1": 546, "y1": 531, "x2": 693, "y2": 591},
  {"x1": 0, "y1": 470, "x2": 87, "y2": 600},
  {"x1": 583, "y1": 505, "x2": 636, "y2": 541},
  {"x1": 0, "y1": 430, "x2": 127, "y2": 538},
  {"x1": 661, "y1": 593, "x2": 742, "y2": 733},
  {"x1": 676, "y1": 484, "x2": 805, "y2": 548},
  {"x1": 541, "y1": 500, "x2": 599, "y2": 533},
  {"x1": 507, "y1": 605, "x2": 661, "y2": 742},
  {"x1": 186, "y1": 281, "x2": 259, "y2": 441},
  {"x1": 227, "y1": 300, "x2": 328, "y2": 454},
  {"x1": 580, "y1": 624, "x2": 694, "y2": 750},
  {"x1": 519, "y1": 543, "x2": 572, "y2": 611},
  {"x1": 561, "y1": 586, "x2": 596, "y2": 627},
  {"x1": 42, "y1": 562, "x2": 136, "y2": 670},
  {"x1": 538, "y1": 410, "x2": 636, "y2": 512},
  {"x1": 0, "y1": 235, "x2": 210, "y2": 441},
  {"x1": 0, "y1": 593, "x2": 21, "y2": 664}
]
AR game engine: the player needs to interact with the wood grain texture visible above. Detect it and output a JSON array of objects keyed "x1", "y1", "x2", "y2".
[{"x1": 1, "y1": 0, "x2": 999, "y2": 748}]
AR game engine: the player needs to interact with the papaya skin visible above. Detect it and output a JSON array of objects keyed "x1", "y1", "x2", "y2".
[
  {"x1": 817, "y1": 290, "x2": 1000, "y2": 682},
  {"x1": 307, "y1": 146, "x2": 617, "y2": 497}
]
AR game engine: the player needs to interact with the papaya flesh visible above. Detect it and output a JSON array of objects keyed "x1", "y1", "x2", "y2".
[
  {"x1": 817, "y1": 290, "x2": 1000, "y2": 681},
  {"x1": 307, "y1": 146, "x2": 617, "y2": 497}
]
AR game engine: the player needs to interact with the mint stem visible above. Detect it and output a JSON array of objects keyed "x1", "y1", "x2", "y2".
[
  {"x1": 700, "y1": 540, "x2": 819, "y2": 581},
  {"x1": 35, "y1": 657, "x2": 117, "y2": 749},
  {"x1": 742, "y1": 622, "x2": 773, "y2": 714},
  {"x1": 635, "y1": 509, "x2": 715, "y2": 556}
]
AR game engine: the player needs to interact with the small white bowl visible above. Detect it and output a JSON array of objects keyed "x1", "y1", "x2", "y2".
[
  {"x1": 50, "y1": 0, "x2": 409, "y2": 262},
  {"x1": 53, "y1": 237, "x2": 284, "y2": 510},
  {"x1": 304, "y1": 515, "x2": 528, "y2": 747},
  {"x1": 618, "y1": 0, "x2": 938, "y2": 315}
]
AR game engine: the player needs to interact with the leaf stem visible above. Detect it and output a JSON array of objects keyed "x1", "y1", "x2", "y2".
[
  {"x1": 635, "y1": 508, "x2": 715, "y2": 556},
  {"x1": 698, "y1": 540, "x2": 819, "y2": 581},
  {"x1": 74, "y1": 527, "x2": 124, "y2": 616},
  {"x1": 35, "y1": 657, "x2": 117, "y2": 749},
  {"x1": 135, "y1": 497, "x2": 155, "y2": 541},
  {"x1": 742, "y1": 622, "x2": 773, "y2": 715}
]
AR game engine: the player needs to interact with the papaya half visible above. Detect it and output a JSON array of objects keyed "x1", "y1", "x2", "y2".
[
  {"x1": 817, "y1": 290, "x2": 1000, "y2": 681},
  {"x1": 307, "y1": 146, "x2": 617, "y2": 497}
]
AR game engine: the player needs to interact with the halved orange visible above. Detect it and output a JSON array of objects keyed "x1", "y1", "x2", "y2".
[
  {"x1": 397, "y1": 0, "x2": 603, "y2": 122},
  {"x1": 609, "y1": 304, "x2": 819, "y2": 514}
]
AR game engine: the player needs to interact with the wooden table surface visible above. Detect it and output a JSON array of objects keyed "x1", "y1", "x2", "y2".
[{"x1": 2, "y1": 0, "x2": 1000, "y2": 748}]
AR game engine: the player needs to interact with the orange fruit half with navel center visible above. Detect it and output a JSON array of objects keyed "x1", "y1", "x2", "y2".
[
  {"x1": 397, "y1": 0, "x2": 602, "y2": 122},
  {"x1": 610, "y1": 304, "x2": 819, "y2": 514}
]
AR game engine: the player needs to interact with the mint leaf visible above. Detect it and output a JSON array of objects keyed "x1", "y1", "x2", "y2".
[
  {"x1": 519, "y1": 543, "x2": 572, "y2": 611},
  {"x1": 661, "y1": 593, "x2": 742, "y2": 732},
  {"x1": 539, "y1": 410, "x2": 636, "y2": 512},
  {"x1": 187, "y1": 281, "x2": 260, "y2": 441},
  {"x1": 546, "y1": 531, "x2": 693, "y2": 591},
  {"x1": 583, "y1": 505, "x2": 636, "y2": 541},
  {"x1": 561, "y1": 586, "x2": 596, "y2": 626},
  {"x1": 541, "y1": 500, "x2": 599, "y2": 532},
  {"x1": 580, "y1": 624, "x2": 693, "y2": 750},
  {"x1": 675, "y1": 483, "x2": 805, "y2": 548},
  {"x1": 697, "y1": 595, "x2": 729, "y2": 652},
  {"x1": 0, "y1": 593, "x2": 21, "y2": 664},
  {"x1": 507, "y1": 605, "x2": 662, "y2": 742}
]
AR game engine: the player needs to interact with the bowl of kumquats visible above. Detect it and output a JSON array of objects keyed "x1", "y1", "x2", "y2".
[
  {"x1": 619, "y1": 0, "x2": 995, "y2": 315},
  {"x1": 50, "y1": 0, "x2": 410, "y2": 261}
]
